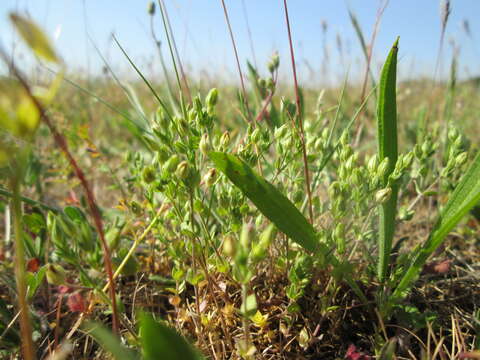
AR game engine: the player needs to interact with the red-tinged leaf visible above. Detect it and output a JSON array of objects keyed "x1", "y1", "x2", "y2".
[
  {"x1": 67, "y1": 292, "x2": 86, "y2": 312},
  {"x1": 345, "y1": 344, "x2": 371, "y2": 360},
  {"x1": 65, "y1": 190, "x2": 79, "y2": 205},
  {"x1": 57, "y1": 285, "x2": 73, "y2": 294},
  {"x1": 26, "y1": 257, "x2": 40, "y2": 273},
  {"x1": 422, "y1": 259, "x2": 451, "y2": 275}
]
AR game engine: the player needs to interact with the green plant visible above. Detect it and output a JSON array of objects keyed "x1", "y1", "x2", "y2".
[
  {"x1": 86, "y1": 312, "x2": 205, "y2": 360},
  {"x1": 376, "y1": 38, "x2": 399, "y2": 284}
]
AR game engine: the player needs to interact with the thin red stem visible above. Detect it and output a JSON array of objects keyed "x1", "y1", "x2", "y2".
[
  {"x1": 0, "y1": 49, "x2": 119, "y2": 334},
  {"x1": 282, "y1": 0, "x2": 314, "y2": 223}
]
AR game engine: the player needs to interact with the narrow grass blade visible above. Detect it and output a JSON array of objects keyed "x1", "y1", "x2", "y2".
[
  {"x1": 392, "y1": 151, "x2": 480, "y2": 300},
  {"x1": 85, "y1": 322, "x2": 138, "y2": 360},
  {"x1": 140, "y1": 313, "x2": 204, "y2": 360},
  {"x1": 347, "y1": 8, "x2": 377, "y2": 92},
  {"x1": 112, "y1": 35, "x2": 173, "y2": 122},
  {"x1": 377, "y1": 38, "x2": 399, "y2": 282},
  {"x1": 209, "y1": 152, "x2": 318, "y2": 252}
]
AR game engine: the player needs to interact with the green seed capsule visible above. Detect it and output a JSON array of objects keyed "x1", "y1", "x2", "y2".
[
  {"x1": 176, "y1": 161, "x2": 190, "y2": 180},
  {"x1": 142, "y1": 166, "x2": 156, "y2": 184},
  {"x1": 46, "y1": 263, "x2": 67, "y2": 286},
  {"x1": 203, "y1": 168, "x2": 217, "y2": 187},
  {"x1": 375, "y1": 187, "x2": 392, "y2": 204},
  {"x1": 147, "y1": 1, "x2": 155, "y2": 15},
  {"x1": 199, "y1": 133, "x2": 210, "y2": 155}
]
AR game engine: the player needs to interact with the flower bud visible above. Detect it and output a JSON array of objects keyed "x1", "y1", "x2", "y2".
[
  {"x1": 220, "y1": 131, "x2": 230, "y2": 149},
  {"x1": 267, "y1": 52, "x2": 280, "y2": 73},
  {"x1": 222, "y1": 235, "x2": 236, "y2": 257},
  {"x1": 206, "y1": 88, "x2": 218, "y2": 111},
  {"x1": 421, "y1": 140, "x2": 431, "y2": 156},
  {"x1": 142, "y1": 166, "x2": 156, "y2": 184},
  {"x1": 251, "y1": 128, "x2": 261, "y2": 143},
  {"x1": 176, "y1": 161, "x2": 190, "y2": 180},
  {"x1": 328, "y1": 181, "x2": 342, "y2": 198},
  {"x1": 251, "y1": 224, "x2": 275, "y2": 263},
  {"x1": 240, "y1": 222, "x2": 255, "y2": 249},
  {"x1": 164, "y1": 154, "x2": 180, "y2": 172},
  {"x1": 199, "y1": 133, "x2": 210, "y2": 155},
  {"x1": 344, "y1": 154, "x2": 357, "y2": 171},
  {"x1": 402, "y1": 152, "x2": 414, "y2": 169},
  {"x1": 147, "y1": 1, "x2": 155, "y2": 15},
  {"x1": 455, "y1": 152, "x2": 468, "y2": 166},
  {"x1": 334, "y1": 223, "x2": 346, "y2": 254},
  {"x1": 46, "y1": 263, "x2": 67, "y2": 286},
  {"x1": 340, "y1": 145, "x2": 353, "y2": 161},
  {"x1": 375, "y1": 187, "x2": 392, "y2": 204},
  {"x1": 448, "y1": 127, "x2": 458, "y2": 142},
  {"x1": 367, "y1": 155, "x2": 379, "y2": 174},
  {"x1": 377, "y1": 157, "x2": 390, "y2": 178},
  {"x1": 203, "y1": 168, "x2": 217, "y2": 187},
  {"x1": 274, "y1": 124, "x2": 288, "y2": 140}
]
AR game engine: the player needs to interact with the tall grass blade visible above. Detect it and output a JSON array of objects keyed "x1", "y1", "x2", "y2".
[
  {"x1": 377, "y1": 38, "x2": 399, "y2": 282},
  {"x1": 210, "y1": 152, "x2": 368, "y2": 302},
  {"x1": 392, "y1": 151, "x2": 480, "y2": 300},
  {"x1": 140, "y1": 313, "x2": 204, "y2": 360},
  {"x1": 209, "y1": 152, "x2": 318, "y2": 253},
  {"x1": 85, "y1": 322, "x2": 138, "y2": 360},
  {"x1": 112, "y1": 35, "x2": 173, "y2": 122}
]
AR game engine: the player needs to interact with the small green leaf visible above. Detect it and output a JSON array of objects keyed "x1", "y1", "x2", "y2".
[
  {"x1": 85, "y1": 322, "x2": 138, "y2": 360},
  {"x1": 140, "y1": 313, "x2": 204, "y2": 360},
  {"x1": 209, "y1": 152, "x2": 318, "y2": 253},
  {"x1": 378, "y1": 338, "x2": 397, "y2": 360},
  {"x1": 377, "y1": 38, "x2": 399, "y2": 282},
  {"x1": 10, "y1": 13, "x2": 59, "y2": 63}
]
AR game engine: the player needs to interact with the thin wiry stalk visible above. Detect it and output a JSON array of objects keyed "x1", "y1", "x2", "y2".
[
  {"x1": 0, "y1": 48, "x2": 119, "y2": 334},
  {"x1": 12, "y1": 174, "x2": 35, "y2": 360},
  {"x1": 241, "y1": 0, "x2": 257, "y2": 69},
  {"x1": 157, "y1": 0, "x2": 192, "y2": 104},
  {"x1": 149, "y1": 11, "x2": 178, "y2": 107},
  {"x1": 162, "y1": 0, "x2": 192, "y2": 103},
  {"x1": 220, "y1": 0, "x2": 252, "y2": 121},
  {"x1": 282, "y1": 0, "x2": 314, "y2": 223},
  {"x1": 360, "y1": 0, "x2": 389, "y2": 105},
  {"x1": 434, "y1": 0, "x2": 451, "y2": 80},
  {"x1": 353, "y1": 0, "x2": 389, "y2": 146}
]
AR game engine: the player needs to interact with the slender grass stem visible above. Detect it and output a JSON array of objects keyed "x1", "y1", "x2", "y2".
[
  {"x1": 282, "y1": 0, "x2": 314, "y2": 223},
  {"x1": 161, "y1": 0, "x2": 192, "y2": 103},
  {"x1": 12, "y1": 174, "x2": 35, "y2": 360},
  {"x1": 220, "y1": 0, "x2": 252, "y2": 121}
]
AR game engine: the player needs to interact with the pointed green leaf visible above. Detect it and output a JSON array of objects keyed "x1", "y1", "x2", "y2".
[
  {"x1": 140, "y1": 313, "x2": 204, "y2": 360},
  {"x1": 10, "y1": 13, "x2": 59, "y2": 63},
  {"x1": 393, "y1": 151, "x2": 480, "y2": 300},
  {"x1": 209, "y1": 152, "x2": 318, "y2": 253},
  {"x1": 377, "y1": 38, "x2": 399, "y2": 282},
  {"x1": 85, "y1": 322, "x2": 138, "y2": 360}
]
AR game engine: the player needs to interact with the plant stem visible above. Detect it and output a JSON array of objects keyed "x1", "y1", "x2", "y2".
[
  {"x1": 241, "y1": 283, "x2": 251, "y2": 355},
  {"x1": 12, "y1": 175, "x2": 35, "y2": 360},
  {"x1": 220, "y1": 0, "x2": 252, "y2": 122},
  {"x1": 282, "y1": 0, "x2": 314, "y2": 223},
  {"x1": 157, "y1": 0, "x2": 192, "y2": 104},
  {"x1": 0, "y1": 50, "x2": 120, "y2": 334}
]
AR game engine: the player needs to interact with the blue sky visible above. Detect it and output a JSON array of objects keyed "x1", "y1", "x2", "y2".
[{"x1": 0, "y1": 0, "x2": 479, "y2": 84}]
